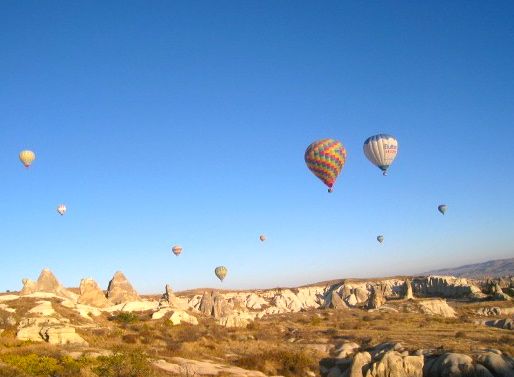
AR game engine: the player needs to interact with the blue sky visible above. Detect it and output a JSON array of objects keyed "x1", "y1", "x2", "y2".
[{"x1": 1, "y1": 1, "x2": 513, "y2": 293}]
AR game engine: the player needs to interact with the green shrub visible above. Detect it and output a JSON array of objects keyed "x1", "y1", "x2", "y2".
[
  {"x1": 94, "y1": 348, "x2": 154, "y2": 377},
  {"x1": 111, "y1": 312, "x2": 140, "y2": 324}
]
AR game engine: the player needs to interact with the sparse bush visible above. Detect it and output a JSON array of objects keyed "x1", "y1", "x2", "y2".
[
  {"x1": 236, "y1": 349, "x2": 316, "y2": 377},
  {"x1": 309, "y1": 316, "x2": 322, "y2": 326},
  {"x1": 111, "y1": 312, "x2": 140, "y2": 324},
  {"x1": 94, "y1": 347, "x2": 154, "y2": 377},
  {"x1": 455, "y1": 331, "x2": 467, "y2": 338},
  {"x1": 122, "y1": 334, "x2": 139, "y2": 344}
]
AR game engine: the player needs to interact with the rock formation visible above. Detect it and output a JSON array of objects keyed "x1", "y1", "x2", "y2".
[
  {"x1": 368, "y1": 285, "x2": 386, "y2": 310},
  {"x1": 403, "y1": 279, "x2": 414, "y2": 300},
  {"x1": 199, "y1": 291, "x2": 214, "y2": 316},
  {"x1": 169, "y1": 310, "x2": 198, "y2": 326},
  {"x1": 320, "y1": 343, "x2": 514, "y2": 377},
  {"x1": 20, "y1": 269, "x2": 76, "y2": 300},
  {"x1": 412, "y1": 276, "x2": 484, "y2": 299},
  {"x1": 324, "y1": 291, "x2": 348, "y2": 309},
  {"x1": 106, "y1": 271, "x2": 139, "y2": 304},
  {"x1": 78, "y1": 278, "x2": 110, "y2": 308},
  {"x1": 418, "y1": 299, "x2": 456, "y2": 318},
  {"x1": 490, "y1": 281, "x2": 512, "y2": 301},
  {"x1": 213, "y1": 293, "x2": 233, "y2": 318}
]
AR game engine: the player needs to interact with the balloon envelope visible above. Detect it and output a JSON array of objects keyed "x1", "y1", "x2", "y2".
[
  {"x1": 19, "y1": 150, "x2": 36, "y2": 168},
  {"x1": 438, "y1": 205, "x2": 448, "y2": 215},
  {"x1": 259, "y1": 234, "x2": 266, "y2": 242},
  {"x1": 377, "y1": 235, "x2": 384, "y2": 243},
  {"x1": 172, "y1": 245, "x2": 183, "y2": 256},
  {"x1": 363, "y1": 134, "x2": 398, "y2": 175},
  {"x1": 215, "y1": 266, "x2": 228, "y2": 282},
  {"x1": 305, "y1": 139, "x2": 347, "y2": 192},
  {"x1": 57, "y1": 204, "x2": 66, "y2": 216}
]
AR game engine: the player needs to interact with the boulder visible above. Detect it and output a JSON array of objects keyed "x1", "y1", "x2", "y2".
[
  {"x1": 217, "y1": 312, "x2": 254, "y2": 328},
  {"x1": 41, "y1": 326, "x2": 89, "y2": 346},
  {"x1": 476, "y1": 307, "x2": 502, "y2": 317},
  {"x1": 78, "y1": 278, "x2": 110, "y2": 308},
  {"x1": 365, "y1": 351, "x2": 423, "y2": 377},
  {"x1": 476, "y1": 351, "x2": 514, "y2": 377},
  {"x1": 159, "y1": 284, "x2": 186, "y2": 309},
  {"x1": 354, "y1": 287, "x2": 369, "y2": 304},
  {"x1": 490, "y1": 282, "x2": 512, "y2": 301},
  {"x1": 425, "y1": 353, "x2": 475, "y2": 377},
  {"x1": 349, "y1": 352, "x2": 372, "y2": 377},
  {"x1": 484, "y1": 318, "x2": 513, "y2": 330},
  {"x1": 346, "y1": 294, "x2": 358, "y2": 307},
  {"x1": 169, "y1": 310, "x2": 198, "y2": 326},
  {"x1": 16, "y1": 317, "x2": 61, "y2": 342},
  {"x1": 325, "y1": 291, "x2": 348, "y2": 310},
  {"x1": 418, "y1": 299, "x2": 456, "y2": 318},
  {"x1": 106, "y1": 271, "x2": 139, "y2": 304},
  {"x1": 332, "y1": 342, "x2": 360, "y2": 358}
]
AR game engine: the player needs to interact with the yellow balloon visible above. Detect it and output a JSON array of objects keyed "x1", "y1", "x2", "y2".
[{"x1": 19, "y1": 150, "x2": 36, "y2": 168}]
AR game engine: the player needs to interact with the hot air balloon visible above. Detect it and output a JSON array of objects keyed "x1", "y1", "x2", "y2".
[
  {"x1": 19, "y1": 150, "x2": 36, "y2": 168},
  {"x1": 57, "y1": 204, "x2": 67, "y2": 216},
  {"x1": 259, "y1": 234, "x2": 266, "y2": 242},
  {"x1": 172, "y1": 245, "x2": 183, "y2": 256},
  {"x1": 377, "y1": 235, "x2": 384, "y2": 243},
  {"x1": 438, "y1": 205, "x2": 448, "y2": 215},
  {"x1": 363, "y1": 134, "x2": 398, "y2": 175},
  {"x1": 305, "y1": 139, "x2": 347, "y2": 193},
  {"x1": 215, "y1": 266, "x2": 228, "y2": 282}
]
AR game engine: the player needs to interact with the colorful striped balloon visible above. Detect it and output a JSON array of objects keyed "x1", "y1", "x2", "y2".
[{"x1": 305, "y1": 139, "x2": 347, "y2": 192}]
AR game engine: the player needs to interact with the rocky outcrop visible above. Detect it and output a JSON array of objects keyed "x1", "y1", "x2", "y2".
[
  {"x1": 490, "y1": 282, "x2": 512, "y2": 301},
  {"x1": 199, "y1": 291, "x2": 214, "y2": 316},
  {"x1": 169, "y1": 310, "x2": 198, "y2": 326},
  {"x1": 320, "y1": 343, "x2": 514, "y2": 377},
  {"x1": 484, "y1": 318, "x2": 513, "y2": 330},
  {"x1": 324, "y1": 291, "x2": 348, "y2": 309},
  {"x1": 418, "y1": 299, "x2": 456, "y2": 318},
  {"x1": 213, "y1": 293, "x2": 233, "y2": 318},
  {"x1": 20, "y1": 269, "x2": 77, "y2": 300},
  {"x1": 106, "y1": 271, "x2": 139, "y2": 304},
  {"x1": 41, "y1": 326, "x2": 89, "y2": 346},
  {"x1": 154, "y1": 357, "x2": 268, "y2": 377},
  {"x1": 412, "y1": 276, "x2": 484, "y2": 299},
  {"x1": 78, "y1": 278, "x2": 110, "y2": 308},
  {"x1": 159, "y1": 284, "x2": 186, "y2": 309},
  {"x1": 403, "y1": 279, "x2": 414, "y2": 300},
  {"x1": 216, "y1": 312, "x2": 254, "y2": 328},
  {"x1": 367, "y1": 285, "x2": 386, "y2": 310}
]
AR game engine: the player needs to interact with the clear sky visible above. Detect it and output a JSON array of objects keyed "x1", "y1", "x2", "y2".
[{"x1": 1, "y1": 1, "x2": 513, "y2": 294}]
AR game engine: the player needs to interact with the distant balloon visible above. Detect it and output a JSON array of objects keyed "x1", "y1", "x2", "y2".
[
  {"x1": 215, "y1": 266, "x2": 228, "y2": 282},
  {"x1": 305, "y1": 139, "x2": 347, "y2": 193},
  {"x1": 363, "y1": 134, "x2": 398, "y2": 175},
  {"x1": 57, "y1": 204, "x2": 67, "y2": 216},
  {"x1": 377, "y1": 235, "x2": 384, "y2": 244},
  {"x1": 259, "y1": 234, "x2": 266, "y2": 242},
  {"x1": 438, "y1": 205, "x2": 448, "y2": 215},
  {"x1": 172, "y1": 245, "x2": 183, "y2": 256},
  {"x1": 19, "y1": 150, "x2": 36, "y2": 168}
]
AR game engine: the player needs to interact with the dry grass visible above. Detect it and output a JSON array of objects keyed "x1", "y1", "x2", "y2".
[{"x1": 1, "y1": 297, "x2": 513, "y2": 376}]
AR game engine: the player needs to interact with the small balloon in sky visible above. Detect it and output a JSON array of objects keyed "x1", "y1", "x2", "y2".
[
  {"x1": 19, "y1": 150, "x2": 36, "y2": 168},
  {"x1": 259, "y1": 234, "x2": 266, "y2": 242},
  {"x1": 363, "y1": 134, "x2": 398, "y2": 176},
  {"x1": 215, "y1": 266, "x2": 228, "y2": 282},
  {"x1": 377, "y1": 235, "x2": 384, "y2": 244},
  {"x1": 438, "y1": 204, "x2": 448, "y2": 215},
  {"x1": 305, "y1": 138, "x2": 347, "y2": 193},
  {"x1": 57, "y1": 204, "x2": 67, "y2": 216},
  {"x1": 172, "y1": 245, "x2": 183, "y2": 256}
]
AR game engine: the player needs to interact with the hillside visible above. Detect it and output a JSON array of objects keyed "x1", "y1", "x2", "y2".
[{"x1": 423, "y1": 257, "x2": 514, "y2": 278}]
